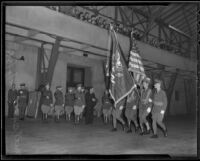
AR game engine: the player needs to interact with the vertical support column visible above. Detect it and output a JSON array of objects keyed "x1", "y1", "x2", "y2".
[
  {"x1": 156, "y1": 64, "x2": 167, "y2": 90},
  {"x1": 46, "y1": 37, "x2": 62, "y2": 86},
  {"x1": 114, "y1": 6, "x2": 118, "y2": 24},
  {"x1": 36, "y1": 43, "x2": 47, "y2": 89},
  {"x1": 35, "y1": 45, "x2": 42, "y2": 90},
  {"x1": 158, "y1": 25, "x2": 161, "y2": 43},
  {"x1": 184, "y1": 79, "x2": 190, "y2": 114},
  {"x1": 166, "y1": 70, "x2": 178, "y2": 116}
]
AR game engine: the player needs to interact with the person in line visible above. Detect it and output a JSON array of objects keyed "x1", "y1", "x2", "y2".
[
  {"x1": 111, "y1": 99, "x2": 126, "y2": 132},
  {"x1": 151, "y1": 78, "x2": 168, "y2": 138},
  {"x1": 102, "y1": 90, "x2": 112, "y2": 124},
  {"x1": 80, "y1": 86, "x2": 86, "y2": 120},
  {"x1": 65, "y1": 87, "x2": 75, "y2": 121},
  {"x1": 54, "y1": 85, "x2": 64, "y2": 122},
  {"x1": 139, "y1": 77, "x2": 153, "y2": 135},
  {"x1": 74, "y1": 84, "x2": 85, "y2": 124},
  {"x1": 17, "y1": 83, "x2": 29, "y2": 120},
  {"x1": 41, "y1": 83, "x2": 53, "y2": 120},
  {"x1": 125, "y1": 87, "x2": 140, "y2": 133},
  {"x1": 85, "y1": 87, "x2": 98, "y2": 124},
  {"x1": 7, "y1": 83, "x2": 18, "y2": 118}
]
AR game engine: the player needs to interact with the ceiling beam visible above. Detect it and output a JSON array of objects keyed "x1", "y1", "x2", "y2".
[
  {"x1": 128, "y1": 6, "x2": 192, "y2": 39},
  {"x1": 161, "y1": 4, "x2": 186, "y2": 21},
  {"x1": 119, "y1": 6, "x2": 132, "y2": 26}
]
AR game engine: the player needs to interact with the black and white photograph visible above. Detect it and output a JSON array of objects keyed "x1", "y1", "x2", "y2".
[{"x1": 2, "y1": 1, "x2": 199, "y2": 159}]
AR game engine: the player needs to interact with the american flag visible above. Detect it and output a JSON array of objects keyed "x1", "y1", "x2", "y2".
[{"x1": 128, "y1": 36, "x2": 146, "y2": 86}]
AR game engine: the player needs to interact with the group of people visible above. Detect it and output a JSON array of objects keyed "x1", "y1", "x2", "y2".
[
  {"x1": 39, "y1": 83, "x2": 98, "y2": 124},
  {"x1": 7, "y1": 83, "x2": 29, "y2": 120},
  {"x1": 101, "y1": 77, "x2": 168, "y2": 139},
  {"x1": 7, "y1": 76, "x2": 168, "y2": 138},
  {"x1": 7, "y1": 82, "x2": 99, "y2": 124}
]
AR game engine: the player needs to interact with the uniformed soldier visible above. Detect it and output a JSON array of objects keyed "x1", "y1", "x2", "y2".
[
  {"x1": 125, "y1": 88, "x2": 140, "y2": 133},
  {"x1": 74, "y1": 84, "x2": 85, "y2": 124},
  {"x1": 139, "y1": 77, "x2": 153, "y2": 135},
  {"x1": 102, "y1": 90, "x2": 112, "y2": 124},
  {"x1": 151, "y1": 79, "x2": 168, "y2": 138},
  {"x1": 85, "y1": 87, "x2": 98, "y2": 124},
  {"x1": 41, "y1": 83, "x2": 53, "y2": 120},
  {"x1": 111, "y1": 99, "x2": 126, "y2": 132},
  {"x1": 17, "y1": 83, "x2": 29, "y2": 120},
  {"x1": 54, "y1": 85, "x2": 64, "y2": 122},
  {"x1": 65, "y1": 87, "x2": 75, "y2": 121},
  {"x1": 7, "y1": 83, "x2": 18, "y2": 118},
  {"x1": 80, "y1": 86, "x2": 86, "y2": 119}
]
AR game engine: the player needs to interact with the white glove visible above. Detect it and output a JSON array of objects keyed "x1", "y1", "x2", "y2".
[
  {"x1": 148, "y1": 98, "x2": 152, "y2": 103},
  {"x1": 147, "y1": 107, "x2": 151, "y2": 113},
  {"x1": 119, "y1": 106, "x2": 124, "y2": 110},
  {"x1": 82, "y1": 105, "x2": 85, "y2": 109},
  {"x1": 132, "y1": 105, "x2": 136, "y2": 110},
  {"x1": 92, "y1": 98, "x2": 96, "y2": 102},
  {"x1": 62, "y1": 104, "x2": 65, "y2": 107},
  {"x1": 161, "y1": 110, "x2": 165, "y2": 115}
]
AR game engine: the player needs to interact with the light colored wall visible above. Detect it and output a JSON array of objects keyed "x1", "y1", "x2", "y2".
[
  {"x1": 5, "y1": 41, "x2": 196, "y2": 117},
  {"x1": 6, "y1": 6, "x2": 197, "y2": 73},
  {"x1": 5, "y1": 41, "x2": 106, "y2": 116}
]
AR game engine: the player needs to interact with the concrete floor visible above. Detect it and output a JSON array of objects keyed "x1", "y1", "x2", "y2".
[{"x1": 5, "y1": 115, "x2": 197, "y2": 157}]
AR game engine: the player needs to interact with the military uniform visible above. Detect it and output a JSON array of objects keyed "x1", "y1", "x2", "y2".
[
  {"x1": 8, "y1": 87, "x2": 18, "y2": 118},
  {"x1": 85, "y1": 89, "x2": 97, "y2": 124},
  {"x1": 151, "y1": 79, "x2": 168, "y2": 138},
  {"x1": 102, "y1": 93, "x2": 112, "y2": 124},
  {"x1": 17, "y1": 84, "x2": 29, "y2": 120},
  {"x1": 41, "y1": 88, "x2": 53, "y2": 119},
  {"x1": 139, "y1": 77, "x2": 153, "y2": 134},
  {"x1": 125, "y1": 89, "x2": 140, "y2": 132},
  {"x1": 74, "y1": 90, "x2": 85, "y2": 123},
  {"x1": 54, "y1": 86, "x2": 64, "y2": 120},
  {"x1": 65, "y1": 92, "x2": 75, "y2": 120},
  {"x1": 139, "y1": 88, "x2": 152, "y2": 123},
  {"x1": 111, "y1": 99, "x2": 126, "y2": 131}
]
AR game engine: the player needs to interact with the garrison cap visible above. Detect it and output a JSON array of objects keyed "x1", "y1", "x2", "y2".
[
  {"x1": 20, "y1": 83, "x2": 25, "y2": 86},
  {"x1": 142, "y1": 77, "x2": 151, "y2": 84},
  {"x1": 154, "y1": 78, "x2": 162, "y2": 84},
  {"x1": 77, "y1": 83, "x2": 82, "y2": 87},
  {"x1": 56, "y1": 85, "x2": 62, "y2": 89}
]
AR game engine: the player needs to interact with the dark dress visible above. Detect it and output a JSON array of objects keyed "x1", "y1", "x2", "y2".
[{"x1": 85, "y1": 92, "x2": 97, "y2": 124}]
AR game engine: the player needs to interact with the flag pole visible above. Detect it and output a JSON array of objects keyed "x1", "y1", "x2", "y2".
[
  {"x1": 105, "y1": 24, "x2": 112, "y2": 90},
  {"x1": 113, "y1": 27, "x2": 139, "y2": 102}
]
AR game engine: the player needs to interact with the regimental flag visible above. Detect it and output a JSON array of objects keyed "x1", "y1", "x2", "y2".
[
  {"x1": 109, "y1": 26, "x2": 135, "y2": 107},
  {"x1": 128, "y1": 36, "x2": 146, "y2": 85}
]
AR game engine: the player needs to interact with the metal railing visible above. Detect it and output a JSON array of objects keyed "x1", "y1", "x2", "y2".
[{"x1": 45, "y1": 6, "x2": 195, "y2": 59}]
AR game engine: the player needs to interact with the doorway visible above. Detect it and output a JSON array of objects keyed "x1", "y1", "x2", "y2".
[{"x1": 67, "y1": 65, "x2": 85, "y2": 89}]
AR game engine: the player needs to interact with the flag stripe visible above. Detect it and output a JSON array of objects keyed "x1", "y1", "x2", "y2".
[{"x1": 128, "y1": 38, "x2": 146, "y2": 85}]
